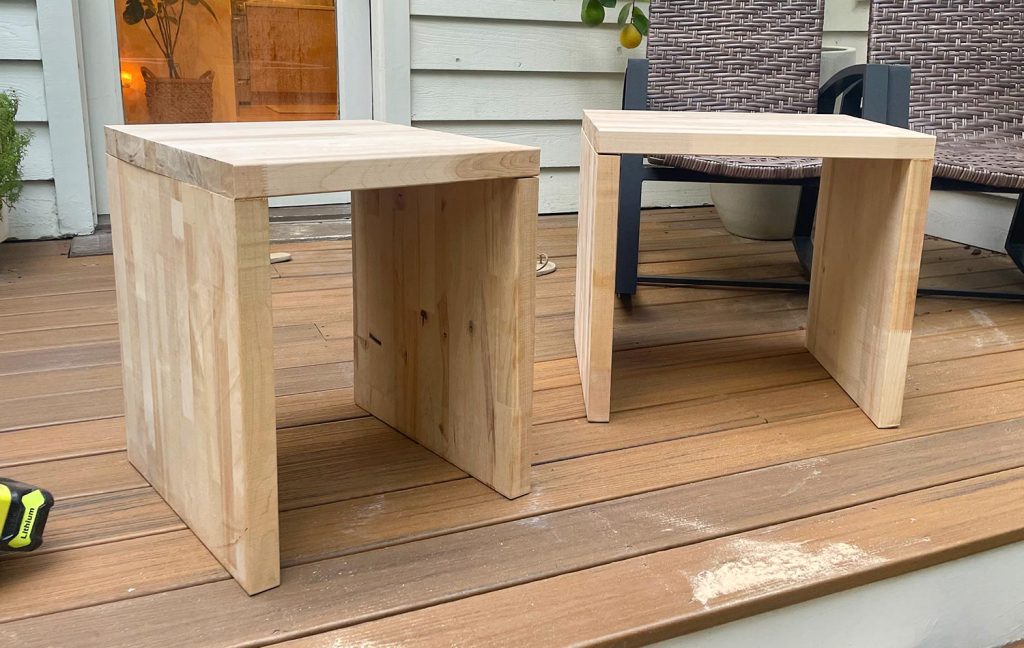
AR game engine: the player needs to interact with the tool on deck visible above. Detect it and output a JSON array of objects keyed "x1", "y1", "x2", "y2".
[{"x1": 0, "y1": 478, "x2": 53, "y2": 552}]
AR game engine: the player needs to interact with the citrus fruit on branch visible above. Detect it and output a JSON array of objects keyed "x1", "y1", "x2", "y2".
[{"x1": 579, "y1": 0, "x2": 649, "y2": 49}]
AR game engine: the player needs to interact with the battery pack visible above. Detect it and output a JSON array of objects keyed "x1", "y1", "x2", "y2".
[{"x1": 0, "y1": 479, "x2": 54, "y2": 552}]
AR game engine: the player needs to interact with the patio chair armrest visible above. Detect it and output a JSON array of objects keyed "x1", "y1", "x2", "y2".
[
  {"x1": 818, "y1": 63, "x2": 911, "y2": 128},
  {"x1": 818, "y1": 64, "x2": 868, "y2": 114},
  {"x1": 622, "y1": 58, "x2": 650, "y2": 111}
]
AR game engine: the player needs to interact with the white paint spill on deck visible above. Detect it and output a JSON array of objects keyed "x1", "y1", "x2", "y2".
[
  {"x1": 638, "y1": 509, "x2": 715, "y2": 534},
  {"x1": 969, "y1": 308, "x2": 996, "y2": 328},
  {"x1": 690, "y1": 538, "x2": 885, "y2": 607}
]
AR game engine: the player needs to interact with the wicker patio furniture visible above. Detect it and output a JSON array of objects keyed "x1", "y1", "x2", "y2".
[
  {"x1": 793, "y1": 0, "x2": 1024, "y2": 293},
  {"x1": 614, "y1": 0, "x2": 841, "y2": 296},
  {"x1": 615, "y1": 0, "x2": 1023, "y2": 302}
]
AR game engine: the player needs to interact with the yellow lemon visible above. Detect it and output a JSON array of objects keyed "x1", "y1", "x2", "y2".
[{"x1": 620, "y1": 23, "x2": 643, "y2": 49}]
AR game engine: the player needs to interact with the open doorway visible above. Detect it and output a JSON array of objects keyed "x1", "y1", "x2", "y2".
[
  {"x1": 80, "y1": 0, "x2": 371, "y2": 217},
  {"x1": 115, "y1": 0, "x2": 340, "y2": 125}
]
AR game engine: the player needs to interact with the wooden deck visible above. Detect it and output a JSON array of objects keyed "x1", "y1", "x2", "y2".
[{"x1": 2, "y1": 207, "x2": 1024, "y2": 646}]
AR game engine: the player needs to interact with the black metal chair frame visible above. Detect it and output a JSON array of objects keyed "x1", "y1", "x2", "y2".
[{"x1": 615, "y1": 58, "x2": 1024, "y2": 302}]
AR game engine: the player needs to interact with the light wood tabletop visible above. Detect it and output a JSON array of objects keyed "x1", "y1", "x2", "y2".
[
  {"x1": 583, "y1": 110, "x2": 936, "y2": 159},
  {"x1": 106, "y1": 120, "x2": 540, "y2": 199}
]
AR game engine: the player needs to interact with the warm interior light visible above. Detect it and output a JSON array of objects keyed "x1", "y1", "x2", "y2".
[{"x1": 120, "y1": 71, "x2": 133, "y2": 87}]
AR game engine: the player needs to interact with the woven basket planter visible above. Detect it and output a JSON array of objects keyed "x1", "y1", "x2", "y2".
[{"x1": 142, "y1": 67, "x2": 214, "y2": 124}]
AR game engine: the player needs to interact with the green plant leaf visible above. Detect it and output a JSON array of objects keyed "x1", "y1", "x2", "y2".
[
  {"x1": 0, "y1": 90, "x2": 33, "y2": 213},
  {"x1": 632, "y1": 6, "x2": 649, "y2": 35},
  {"x1": 598, "y1": 0, "x2": 616, "y2": 7},
  {"x1": 123, "y1": 0, "x2": 145, "y2": 24},
  {"x1": 617, "y1": 2, "x2": 630, "y2": 25}
]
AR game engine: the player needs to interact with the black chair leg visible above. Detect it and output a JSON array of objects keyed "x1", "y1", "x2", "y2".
[
  {"x1": 792, "y1": 185, "x2": 818, "y2": 278},
  {"x1": 615, "y1": 154, "x2": 645, "y2": 297},
  {"x1": 1006, "y1": 194, "x2": 1024, "y2": 274}
]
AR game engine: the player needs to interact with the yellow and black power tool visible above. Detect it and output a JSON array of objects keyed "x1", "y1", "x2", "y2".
[{"x1": 0, "y1": 478, "x2": 53, "y2": 553}]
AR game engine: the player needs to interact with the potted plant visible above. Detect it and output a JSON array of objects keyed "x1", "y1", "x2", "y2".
[
  {"x1": 0, "y1": 90, "x2": 32, "y2": 243},
  {"x1": 122, "y1": 0, "x2": 217, "y2": 123}
]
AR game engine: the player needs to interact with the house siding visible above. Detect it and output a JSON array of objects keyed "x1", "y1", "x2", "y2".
[
  {"x1": 1, "y1": 1, "x2": 58, "y2": 239},
  {"x1": 407, "y1": 0, "x2": 869, "y2": 214},
  {"x1": 7, "y1": 0, "x2": 872, "y2": 233},
  {"x1": 406, "y1": 0, "x2": 707, "y2": 214},
  {"x1": 1, "y1": 0, "x2": 93, "y2": 240}
]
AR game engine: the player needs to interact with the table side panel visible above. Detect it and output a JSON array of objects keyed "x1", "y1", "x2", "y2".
[
  {"x1": 107, "y1": 157, "x2": 280, "y2": 593},
  {"x1": 806, "y1": 157, "x2": 933, "y2": 428},
  {"x1": 352, "y1": 178, "x2": 536, "y2": 498},
  {"x1": 574, "y1": 132, "x2": 621, "y2": 423}
]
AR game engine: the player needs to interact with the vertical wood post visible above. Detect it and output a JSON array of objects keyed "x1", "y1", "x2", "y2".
[
  {"x1": 807, "y1": 157, "x2": 933, "y2": 427},
  {"x1": 108, "y1": 157, "x2": 280, "y2": 594},
  {"x1": 575, "y1": 132, "x2": 621, "y2": 423},
  {"x1": 352, "y1": 177, "x2": 536, "y2": 498}
]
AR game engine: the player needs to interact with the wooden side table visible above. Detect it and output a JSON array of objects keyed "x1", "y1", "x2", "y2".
[
  {"x1": 575, "y1": 111, "x2": 936, "y2": 428},
  {"x1": 105, "y1": 121, "x2": 540, "y2": 594}
]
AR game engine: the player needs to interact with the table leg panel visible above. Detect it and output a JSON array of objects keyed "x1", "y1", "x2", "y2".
[
  {"x1": 108, "y1": 158, "x2": 280, "y2": 594},
  {"x1": 575, "y1": 134, "x2": 621, "y2": 423},
  {"x1": 807, "y1": 157, "x2": 932, "y2": 428},
  {"x1": 352, "y1": 178, "x2": 536, "y2": 499}
]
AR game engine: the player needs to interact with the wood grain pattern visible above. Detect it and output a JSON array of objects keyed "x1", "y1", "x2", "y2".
[
  {"x1": 108, "y1": 157, "x2": 280, "y2": 595},
  {"x1": 583, "y1": 110, "x2": 937, "y2": 159},
  {"x1": 279, "y1": 380, "x2": 1024, "y2": 566},
  {"x1": 0, "y1": 418, "x2": 125, "y2": 468},
  {"x1": 0, "y1": 531, "x2": 226, "y2": 624},
  {"x1": 2, "y1": 209, "x2": 1023, "y2": 646},
  {"x1": 287, "y1": 467, "x2": 1024, "y2": 647},
  {"x1": 352, "y1": 178, "x2": 536, "y2": 497},
  {"x1": 5, "y1": 418, "x2": 1022, "y2": 645},
  {"x1": 103, "y1": 123, "x2": 540, "y2": 593},
  {"x1": 105, "y1": 120, "x2": 540, "y2": 199},
  {"x1": 808, "y1": 158, "x2": 933, "y2": 427},
  {"x1": 577, "y1": 112, "x2": 936, "y2": 428},
  {"x1": 574, "y1": 130, "x2": 620, "y2": 422},
  {"x1": 245, "y1": 5, "x2": 338, "y2": 97}
]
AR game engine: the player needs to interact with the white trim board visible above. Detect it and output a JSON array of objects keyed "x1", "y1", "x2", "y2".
[
  {"x1": 370, "y1": 0, "x2": 411, "y2": 125},
  {"x1": 77, "y1": 0, "x2": 124, "y2": 217},
  {"x1": 654, "y1": 540, "x2": 1024, "y2": 648},
  {"x1": 410, "y1": 0, "x2": 635, "y2": 23},
  {"x1": 410, "y1": 19, "x2": 644, "y2": 73},
  {"x1": 37, "y1": 0, "x2": 95, "y2": 235}
]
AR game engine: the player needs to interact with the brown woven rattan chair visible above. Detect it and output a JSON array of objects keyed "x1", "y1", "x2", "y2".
[
  {"x1": 793, "y1": 0, "x2": 1024, "y2": 298},
  {"x1": 615, "y1": 0, "x2": 906, "y2": 296}
]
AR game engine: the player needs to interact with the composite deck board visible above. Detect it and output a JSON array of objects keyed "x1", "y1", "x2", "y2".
[
  {"x1": 277, "y1": 381, "x2": 1024, "y2": 567},
  {"x1": 13, "y1": 343, "x2": 1024, "y2": 565},
  {"x1": 1, "y1": 209, "x2": 1023, "y2": 645},
  {"x1": 0, "y1": 418, "x2": 126, "y2": 469},
  {"x1": 8, "y1": 315, "x2": 1024, "y2": 497},
  {"x1": 288, "y1": 468, "x2": 1024, "y2": 647},
  {"x1": 2, "y1": 420, "x2": 1022, "y2": 645}
]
